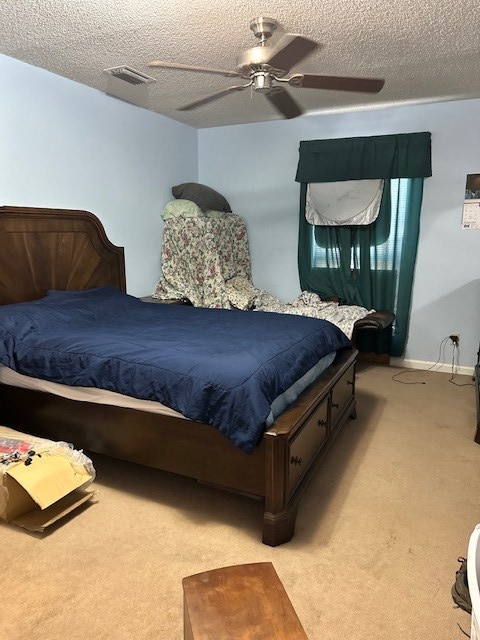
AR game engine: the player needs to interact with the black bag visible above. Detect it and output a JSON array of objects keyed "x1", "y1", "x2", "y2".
[{"x1": 452, "y1": 556, "x2": 472, "y2": 614}]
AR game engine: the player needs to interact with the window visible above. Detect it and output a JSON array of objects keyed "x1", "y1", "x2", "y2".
[{"x1": 311, "y1": 178, "x2": 409, "y2": 272}]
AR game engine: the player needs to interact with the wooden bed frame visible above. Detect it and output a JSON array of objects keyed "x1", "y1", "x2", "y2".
[{"x1": 0, "y1": 206, "x2": 357, "y2": 545}]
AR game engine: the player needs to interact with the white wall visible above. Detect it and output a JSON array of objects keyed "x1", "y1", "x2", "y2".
[
  {"x1": 0, "y1": 54, "x2": 198, "y2": 296},
  {"x1": 199, "y1": 100, "x2": 480, "y2": 368}
]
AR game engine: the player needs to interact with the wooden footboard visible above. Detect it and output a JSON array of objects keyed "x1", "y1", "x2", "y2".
[{"x1": 262, "y1": 347, "x2": 356, "y2": 545}]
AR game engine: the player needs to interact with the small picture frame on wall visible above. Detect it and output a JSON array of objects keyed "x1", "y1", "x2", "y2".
[{"x1": 462, "y1": 173, "x2": 480, "y2": 229}]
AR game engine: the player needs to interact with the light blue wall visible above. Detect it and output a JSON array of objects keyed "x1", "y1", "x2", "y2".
[
  {"x1": 199, "y1": 100, "x2": 480, "y2": 368},
  {"x1": 0, "y1": 54, "x2": 198, "y2": 296}
]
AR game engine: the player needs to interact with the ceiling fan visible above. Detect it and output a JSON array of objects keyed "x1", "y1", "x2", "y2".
[{"x1": 147, "y1": 17, "x2": 385, "y2": 120}]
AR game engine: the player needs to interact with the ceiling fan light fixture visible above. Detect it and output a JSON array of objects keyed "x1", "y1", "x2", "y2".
[{"x1": 253, "y1": 72, "x2": 273, "y2": 93}]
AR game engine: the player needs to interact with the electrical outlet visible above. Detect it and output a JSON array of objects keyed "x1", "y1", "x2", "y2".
[{"x1": 449, "y1": 333, "x2": 460, "y2": 345}]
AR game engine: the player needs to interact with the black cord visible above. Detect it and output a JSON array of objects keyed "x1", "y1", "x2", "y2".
[
  {"x1": 391, "y1": 370, "x2": 426, "y2": 384},
  {"x1": 449, "y1": 344, "x2": 475, "y2": 387},
  {"x1": 392, "y1": 337, "x2": 449, "y2": 384},
  {"x1": 456, "y1": 621, "x2": 470, "y2": 638}
]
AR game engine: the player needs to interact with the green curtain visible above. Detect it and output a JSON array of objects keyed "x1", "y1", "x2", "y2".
[
  {"x1": 295, "y1": 132, "x2": 432, "y2": 183},
  {"x1": 296, "y1": 132, "x2": 431, "y2": 357}
]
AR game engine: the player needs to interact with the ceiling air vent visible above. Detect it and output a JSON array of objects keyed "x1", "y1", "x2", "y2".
[{"x1": 104, "y1": 66, "x2": 156, "y2": 86}]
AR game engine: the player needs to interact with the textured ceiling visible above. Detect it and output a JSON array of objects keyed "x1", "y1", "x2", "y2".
[{"x1": 1, "y1": 0, "x2": 480, "y2": 128}]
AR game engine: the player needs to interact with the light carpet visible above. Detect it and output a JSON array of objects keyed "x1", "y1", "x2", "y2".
[{"x1": 2, "y1": 363, "x2": 479, "y2": 639}]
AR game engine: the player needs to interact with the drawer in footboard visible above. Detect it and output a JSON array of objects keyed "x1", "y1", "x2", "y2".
[
  {"x1": 288, "y1": 396, "x2": 329, "y2": 494},
  {"x1": 330, "y1": 362, "x2": 356, "y2": 431}
]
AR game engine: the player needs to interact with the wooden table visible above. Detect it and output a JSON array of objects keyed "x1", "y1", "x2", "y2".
[{"x1": 182, "y1": 562, "x2": 308, "y2": 639}]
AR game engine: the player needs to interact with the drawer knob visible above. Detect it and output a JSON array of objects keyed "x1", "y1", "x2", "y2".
[
  {"x1": 347, "y1": 380, "x2": 354, "y2": 386},
  {"x1": 317, "y1": 419, "x2": 327, "y2": 427},
  {"x1": 290, "y1": 456, "x2": 303, "y2": 466},
  {"x1": 331, "y1": 402, "x2": 339, "y2": 409}
]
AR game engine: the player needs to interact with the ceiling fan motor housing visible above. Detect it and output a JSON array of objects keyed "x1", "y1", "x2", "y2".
[{"x1": 235, "y1": 47, "x2": 286, "y2": 78}]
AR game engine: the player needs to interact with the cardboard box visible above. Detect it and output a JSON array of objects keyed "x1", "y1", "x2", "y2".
[{"x1": 0, "y1": 425, "x2": 95, "y2": 532}]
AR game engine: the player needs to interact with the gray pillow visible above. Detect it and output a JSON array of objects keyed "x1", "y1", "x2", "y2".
[{"x1": 171, "y1": 182, "x2": 232, "y2": 213}]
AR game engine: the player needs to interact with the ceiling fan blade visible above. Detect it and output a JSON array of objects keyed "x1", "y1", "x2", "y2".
[
  {"x1": 264, "y1": 34, "x2": 319, "y2": 73},
  {"x1": 147, "y1": 60, "x2": 241, "y2": 78},
  {"x1": 178, "y1": 84, "x2": 250, "y2": 111},
  {"x1": 290, "y1": 73, "x2": 385, "y2": 93},
  {"x1": 266, "y1": 87, "x2": 303, "y2": 119}
]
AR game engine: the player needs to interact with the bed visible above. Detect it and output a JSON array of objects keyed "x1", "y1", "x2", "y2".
[{"x1": 0, "y1": 205, "x2": 358, "y2": 545}]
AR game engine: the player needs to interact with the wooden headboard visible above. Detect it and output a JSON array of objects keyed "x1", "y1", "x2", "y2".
[{"x1": 0, "y1": 206, "x2": 126, "y2": 305}]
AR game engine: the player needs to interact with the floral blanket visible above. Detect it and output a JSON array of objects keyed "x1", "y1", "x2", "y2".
[
  {"x1": 152, "y1": 215, "x2": 251, "y2": 308},
  {"x1": 224, "y1": 277, "x2": 371, "y2": 338},
  {"x1": 252, "y1": 290, "x2": 373, "y2": 339}
]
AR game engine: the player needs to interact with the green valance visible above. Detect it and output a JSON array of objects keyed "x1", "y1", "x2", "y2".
[{"x1": 295, "y1": 132, "x2": 432, "y2": 183}]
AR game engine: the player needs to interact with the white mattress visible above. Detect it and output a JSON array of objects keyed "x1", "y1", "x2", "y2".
[{"x1": 0, "y1": 365, "x2": 186, "y2": 419}]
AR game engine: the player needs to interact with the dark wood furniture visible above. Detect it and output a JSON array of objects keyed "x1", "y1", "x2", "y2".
[
  {"x1": 0, "y1": 205, "x2": 358, "y2": 546},
  {"x1": 0, "y1": 206, "x2": 126, "y2": 305},
  {"x1": 183, "y1": 563, "x2": 308, "y2": 639}
]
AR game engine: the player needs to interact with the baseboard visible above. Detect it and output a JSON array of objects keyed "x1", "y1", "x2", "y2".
[{"x1": 390, "y1": 357, "x2": 474, "y2": 377}]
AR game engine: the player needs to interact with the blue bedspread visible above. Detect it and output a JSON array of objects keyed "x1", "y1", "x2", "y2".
[{"x1": 0, "y1": 288, "x2": 351, "y2": 453}]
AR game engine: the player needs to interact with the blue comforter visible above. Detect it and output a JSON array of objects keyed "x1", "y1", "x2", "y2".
[{"x1": 0, "y1": 288, "x2": 351, "y2": 453}]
